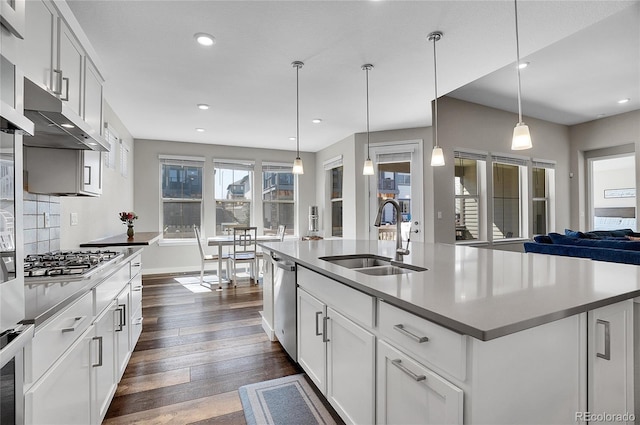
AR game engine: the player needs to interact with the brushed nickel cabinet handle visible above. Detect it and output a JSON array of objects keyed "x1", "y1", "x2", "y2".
[
  {"x1": 315, "y1": 311, "x2": 323, "y2": 336},
  {"x1": 132, "y1": 285, "x2": 143, "y2": 292},
  {"x1": 53, "y1": 69, "x2": 63, "y2": 95},
  {"x1": 393, "y1": 324, "x2": 429, "y2": 343},
  {"x1": 596, "y1": 319, "x2": 611, "y2": 360},
  {"x1": 61, "y1": 316, "x2": 86, "y2": 333},
  {"x1": 84, "y1": 165, "x2": 91, "y2": 185},
  {"x1": 391, "y1": 359, "x2": 426, "y2": 382},
  {"x1": 61, "y1": 77, "x2": 70, "y2": 101},
  {"x1": 92, "y1": 336, "x2": 103, "y2": 367},
  {"x1": 322, "y1": 316, "x2": 330, "y2": 343}
]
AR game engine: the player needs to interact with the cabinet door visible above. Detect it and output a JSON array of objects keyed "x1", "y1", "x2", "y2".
[
  {"x1": 92, "y1": 301, "x2": 117, "y2": 424},
  {"x1": 0, "y1": 0, "x2": 26, "y2": 39},
  {"x1": 377, "y1": 340, "x2": 463, "y2": 425},
  {"x1": 115, "y1": 287, "x2": 131, "y2": 380},
  {"x1": 25, "y1": 326, "x2": 93, "y2": 425},
  {"x1": 130, "y1": 275, "x2": 143, "y2": 348},
  {"x1": 326, "y1": 307, "x2": 375, "y2": 425},
  {"x1": 82, "y1": 150, "x2": 102, "y2": 195},
  {"x1": 22, "y1": 0, "x2": 56, "y2": 91},
  {"x1": 57, "y1": 18, "x2": 83, "y2": 116},
  {"x1": 83, "y1": 58, "x2": 103, "y2": 134},
  {"x1": 588, "y1": 299, "x2": 634, "y2": 419},
  {"x1": 297, "y1": 288, "x2": 326, "y2": 393}
]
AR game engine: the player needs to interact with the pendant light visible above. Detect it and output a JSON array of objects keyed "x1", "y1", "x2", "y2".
[
  {"x1": 292, "y1": 61, "x2": 304, "y2": 174},
  {"x1": 511, "y1": 0, "x2": 532, "y2": 150},
  {"x1": 362, "y1": 64, "x2": 375, "y2": 176},
  {"x1": 428, "y1": 31, "x2": 445, "y2": 167}
]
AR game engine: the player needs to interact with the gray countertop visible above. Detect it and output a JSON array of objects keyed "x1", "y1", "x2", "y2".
[
  {"x1": 22, "y1": 247, "x2": 143, "y2": 328},
  {"x1": 260, "y1": 239, "x2": 640, "y2": 341}
]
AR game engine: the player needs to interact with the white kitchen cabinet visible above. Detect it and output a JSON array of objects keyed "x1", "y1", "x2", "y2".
[
  {"x1": 377, "y1": 339, "x2": 463, "y2": 425},
  {"x1": 83, "y1": 58, "x2": 103, "y2": 137},
  {"x1": 326, "y1": 307, "x2": 375, "y2": 425},
  {"x1": 91, "y1": 301, "x2": 117, "y2": 425},
  {"x1": 57, "y1": 18, "x2": 83, "y2": 116},
  {"x1": 297, "y1": 267, "x2": 376, "y2": 425},
  {"x1": 129, "y1": 274, "x2": 143, "y2": 348},
  {"x1": 297, "y1": 287, "x2": 326, "y2": 393},
  {"x1": 115, "y1": 286, "x2": 131, "y2": 380},
  {"x1": 22, "y1": 0, "x2": 56, "y2": 91},
  {"x1": 588, "y1": 299, "x2": 635, "y2": 421},
  {"x1": 25, "y1": 146, "x2": 102, "y2": 196},
  {"x1": 24, "y1": 325, "x2": 93, "y2": 425}
]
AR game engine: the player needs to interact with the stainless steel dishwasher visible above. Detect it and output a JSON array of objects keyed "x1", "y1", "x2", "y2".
[{"x1": 272, "y1": 255, "x2": 297, "y2": 361}]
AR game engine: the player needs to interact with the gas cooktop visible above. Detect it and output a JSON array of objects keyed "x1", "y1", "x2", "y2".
[{"x1": 24, "y1": 250, "x2": 122, "y2": 279}]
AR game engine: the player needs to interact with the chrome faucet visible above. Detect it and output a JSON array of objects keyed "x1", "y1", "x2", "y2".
[{"x1": 374, "y1": 199, "x2": 409, "y2": 262}]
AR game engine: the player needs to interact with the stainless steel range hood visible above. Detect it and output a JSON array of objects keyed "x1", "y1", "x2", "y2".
[{"x1": 23, "y1": 78, "x2": 109, "y2": 151}]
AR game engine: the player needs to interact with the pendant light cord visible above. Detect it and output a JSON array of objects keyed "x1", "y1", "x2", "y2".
[
  {"x1": 365, "y1": 66, "x2": 371, "y2": 160},
  {"x1": 430, "y1": 32, "x2": 441, "y2": 149},
  {"x1": 514, "y1": 0, "x2": 523, "y2": 124},
  {"x1": 296, "y1": 64, "x2": 300, "y2": 158}
]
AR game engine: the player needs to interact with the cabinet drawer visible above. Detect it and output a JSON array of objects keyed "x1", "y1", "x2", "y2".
[
  {"x1": 130, "y1": 274, "x2": 143, "y2": 311},
  {"x1": 130, "y1": 254, "x2": 142, "y2": 279},
  {"x1": 379, "y1": 301, "x2": 466, "y2": 381},
  {"x1": 94, "y1": 265, "x2": 129, "y2": 315},
  {"x1": 130, "y1": 305, "x2": 143, "y2": 349},
  {"x1": 297, "y1": 266, "x2": 374, "y2": 328},
  {"x1": 26, "y1": 291, "x2": 93, "y2": 384}
]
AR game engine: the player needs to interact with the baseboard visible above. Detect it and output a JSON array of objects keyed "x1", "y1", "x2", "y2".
[{"x1": 260, "y1": 311, "x2": 277, "y2": 341}]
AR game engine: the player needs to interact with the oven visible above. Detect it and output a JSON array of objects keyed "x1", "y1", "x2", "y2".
[{"x1": 0, "y1": 324, "x2": 33, "y2": 425}]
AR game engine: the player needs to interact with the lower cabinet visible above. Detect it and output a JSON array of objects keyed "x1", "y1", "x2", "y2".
[
  {"x1": 24, "y1": 326, "x2": 94, "y2": 424},
  {"x1": 297, "y1": 287, "x2": 375, "y2": 425},
  {"x1": 377, "y1": 340, "x2": 463, "y2": 425},
  {"x1": 115, "y1": 287, "x2": 130, "y2": 380},
  {"x1": 91, "y1": 301, "x2": 117, "y2": 425},
  {"x1": 588, "y1": 299, "x2": 635, "y2": 419}
]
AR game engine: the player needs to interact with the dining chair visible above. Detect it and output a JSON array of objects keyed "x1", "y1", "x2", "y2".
[
  {"x1": 276, "y1": 224, "x2": 286, "y2": 241},
  {"x1": 194, "y1": 225, "x2": 226, "y2": 291},
  {"x1": 227, "y1": 226, "x2": 258, "y2": 286}
]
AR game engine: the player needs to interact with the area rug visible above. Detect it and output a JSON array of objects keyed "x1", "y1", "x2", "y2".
[{"x1": 239, "y1": 374, "x2": 338, "y2": 425}]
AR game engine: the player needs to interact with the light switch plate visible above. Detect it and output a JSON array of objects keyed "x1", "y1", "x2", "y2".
[{"x1": 70, "y1": 212, "x2": 78, "y2": 226}]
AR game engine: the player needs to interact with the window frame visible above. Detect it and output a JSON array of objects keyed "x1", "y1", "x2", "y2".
[
  {"x1": 213, "y1": 159, "x2": 255, "y2": 236},
  {"x1": 491, "y1": 155, "x2": 528, "y2": 241},
  {"x1": 323, "y1": 155, "x2": 344, "y2": 238},
  {"x1": 159, "y1": 155, "x2": 205, "y2": 241},
  {"x1": 531, "y1": 160, "x2": 556, "y2": 236},
  {"x1": 262, "y1": 162, "x2": 296, "y2": 236}
]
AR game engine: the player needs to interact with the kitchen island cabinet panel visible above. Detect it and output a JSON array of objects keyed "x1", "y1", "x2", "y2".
[{"x1": 297, "y1": 287, "x2": 326, "y2": 393}]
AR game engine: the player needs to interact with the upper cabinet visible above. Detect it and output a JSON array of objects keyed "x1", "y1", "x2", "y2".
[
  {"x1": 22, "y1": 0, "x2": 106, "y2": 142},
  {"x1": 0, "y1": 0, "x2": 26, "y2": 39}
]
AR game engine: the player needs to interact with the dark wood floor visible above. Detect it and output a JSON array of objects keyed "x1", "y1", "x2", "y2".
[{"x1": 103, "y1": 275, "x2": 301, "y2": 424}]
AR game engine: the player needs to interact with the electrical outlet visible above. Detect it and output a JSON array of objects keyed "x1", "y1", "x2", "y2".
[
  {"x1": 70, "y1": 212, "x2": 78, "y2": 226},
  {"x1": 437, "y1": 211, "x2": 442, "y2": 219}
]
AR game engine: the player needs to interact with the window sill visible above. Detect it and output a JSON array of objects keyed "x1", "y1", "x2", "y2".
[{"x1": 158, "y1": 239, "x2": 197, "y2": 247}]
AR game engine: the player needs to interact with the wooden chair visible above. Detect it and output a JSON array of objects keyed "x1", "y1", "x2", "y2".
[
  {"x1": 194, "y1": 225, "x2": 226, "y2": 291},
  {"x1": 227, "y1": 226, "x2": 258, "y2": 286}
]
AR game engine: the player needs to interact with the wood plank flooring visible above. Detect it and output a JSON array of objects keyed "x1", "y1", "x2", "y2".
[{"x1": 103, "y1": 275, "x2": 302, "y2": 424}]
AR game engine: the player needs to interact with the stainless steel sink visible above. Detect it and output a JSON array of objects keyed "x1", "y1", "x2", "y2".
[
  {"x1": 319, "y1": 254, "x2": 427, "y2": 275},
  {"x1": 320, "y1": 254, "x2": 391, "y2": 269}
]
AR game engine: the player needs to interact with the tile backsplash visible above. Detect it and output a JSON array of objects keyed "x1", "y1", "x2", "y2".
[{"x1": 24, "y1": 191, "x2": 61, "y2": 256}]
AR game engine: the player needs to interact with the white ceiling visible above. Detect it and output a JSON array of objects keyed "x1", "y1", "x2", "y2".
[{"x1": 66, "y1": 0, "x2": 640, "y2": 153}]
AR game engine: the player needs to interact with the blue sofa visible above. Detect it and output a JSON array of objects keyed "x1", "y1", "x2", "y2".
[{"x1": 524, "y1": 229, "x2": 640, "y2": 266}]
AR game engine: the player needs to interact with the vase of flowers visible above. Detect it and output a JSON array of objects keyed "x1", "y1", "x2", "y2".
[{"x1": 119, "y1": 211, "x2": 138, "y2": 239}]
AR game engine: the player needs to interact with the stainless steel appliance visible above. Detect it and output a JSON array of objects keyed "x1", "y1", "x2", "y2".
[
  {"x1": 1, "y1": 324, "x2": 34, "y2": 425},
  {"x1": 23, "y1": 250, "x2": 121, "y2": 280},
  {"x1": 272, "y1": 256, "x2": 297, "y2": 361}
]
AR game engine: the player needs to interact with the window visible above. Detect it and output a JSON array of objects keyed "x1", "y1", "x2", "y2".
[
  {"x1": 103, "y1": 123, "x2": 118, "y2": 170},
  {"x1": 120, "y1": 141, "x2": 130, "y2": 178},
  {"x1": 213, "y1": 160, "x2": 254, "y2": 235},
  {"x1": 532, "y1": 160, "x2": 556, "y2": 236},
  {"x1": 160, "y1": 156, "x2": 204, "y2": 239},
  {"x1": 492, "y1": 155, "x2": 528, "y2": 240},
  {"x1": 262, "y1": 163, "x2": 295, "y2": 236},
  {"x1": 454, "y1": 151, "x2": 486, "y2": 241},
  {"x1": 324, "y1": 155, "x2": 343, "y2": 237}
]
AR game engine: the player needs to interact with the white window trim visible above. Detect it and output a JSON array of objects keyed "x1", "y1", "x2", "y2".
[
  {"x1": 454, "y1": 150, "x2": 487, "y2": 243},
  {"x1": 213, "y1": 159, "x2": 255, "y2": 236},
  {"x1": 262, "y1": 162, "x2": 296, "y2": 236}
]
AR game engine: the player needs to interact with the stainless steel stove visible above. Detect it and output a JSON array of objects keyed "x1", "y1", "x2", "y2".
[{"x1": 24, "y1": 250, "x2": 122, "y2": 279}]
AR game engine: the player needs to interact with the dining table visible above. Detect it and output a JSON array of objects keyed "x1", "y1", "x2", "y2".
[{"x1": 207, "y1": 234, "x2": 281, "y2": 285}]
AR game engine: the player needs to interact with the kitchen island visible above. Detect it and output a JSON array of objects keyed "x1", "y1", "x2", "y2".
[{"x1": 260, "y1": 239, "x2": 639, "y2": 425}]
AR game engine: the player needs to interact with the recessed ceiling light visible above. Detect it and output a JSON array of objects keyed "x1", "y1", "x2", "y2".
[
  {"x1": 617, "y1": 98, "x2": 630, "y2": 104},
  {"x1": 61, "y1": 123, "x2": 75, "y2": 129},
  {"x1": 289, "y1": 137, "x2": 296, "y2": 141},
  {"x1": 194, "y1": 33, "x2": 215, "y2": 47},
  {"x1": 196, "y1": 128, "x2": 205, "y2": 132},
  {"x1": 312, "y1": 119, "x2": 322, "y2": 124},
  {"x1": 518, "y1": 62, "x2": 529, "y2": 69},
  {"x1": 197, "y1": 104, "x2": 209, "y2": 110}
]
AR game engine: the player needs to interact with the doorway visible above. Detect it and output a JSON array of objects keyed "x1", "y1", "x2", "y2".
[
  {"x1": 588, "y1": 153, "x2": 636, "y2": 231},
  {"x1": 368, "y1": 141, "x2": 423, "y2": 242}
]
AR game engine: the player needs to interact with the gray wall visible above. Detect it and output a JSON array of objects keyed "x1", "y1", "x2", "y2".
[
  {"x1": 60, "y1": 102, "x2": 135, "y2": 248},
  {"x1": 569, "y1": 109, "x2": 640, "y2": 230},
  {"x1": 433, "y1": 97, "x2": 572, "y2": 247},
  {"x1": 134, "y1": 139, "x2": 315, "y2": 274}
]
